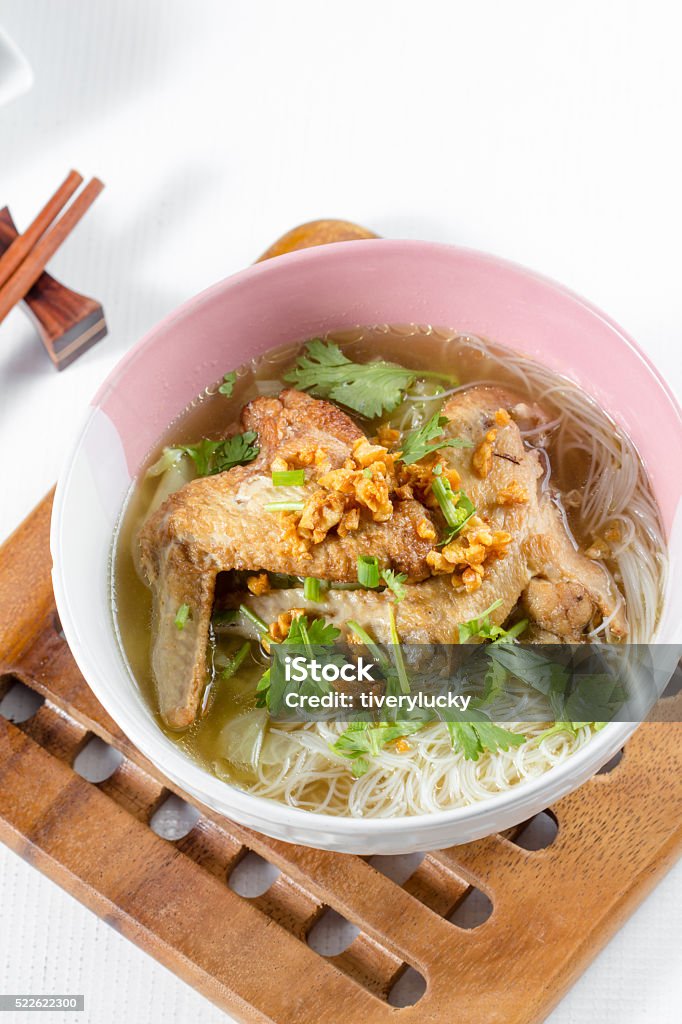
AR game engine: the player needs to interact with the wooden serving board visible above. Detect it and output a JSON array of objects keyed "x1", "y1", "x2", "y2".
[{"x1": 1, "y1": 222, "x2": 681, "y2": 1024}]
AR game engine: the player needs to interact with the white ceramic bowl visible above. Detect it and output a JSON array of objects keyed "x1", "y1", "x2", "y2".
[{"x1": 52, "y1": 240, "x2": 682, "y2": 854}]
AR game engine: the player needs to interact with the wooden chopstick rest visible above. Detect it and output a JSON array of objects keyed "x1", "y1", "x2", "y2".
[{"x1": 0, "y1": 208, "x2": 107, "y2": 370}]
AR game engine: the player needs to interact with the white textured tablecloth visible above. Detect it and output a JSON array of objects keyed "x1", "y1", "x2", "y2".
[{"x1": 0, "y1": 2, "x2": 680, "y2": 1021}]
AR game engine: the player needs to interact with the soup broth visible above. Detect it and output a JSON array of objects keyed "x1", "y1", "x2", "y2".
[{"x1": 113, "y1": 326, "x2": 666, "y2": 815}]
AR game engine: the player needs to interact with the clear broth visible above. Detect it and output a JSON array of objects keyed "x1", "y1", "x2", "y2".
[{"x1": 112, "y1": 326, "x2": 660, "y2": 786}]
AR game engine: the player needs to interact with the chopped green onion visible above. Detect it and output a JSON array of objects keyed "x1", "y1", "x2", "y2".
[
  {"x1": 497, "y1": 619, "x2": 528, "y2": 643},
  {"x1": 304, "y1": 576, "x2": 323, "y2": 601},
  {"x1": 432, "y1": 474, "x2": 475, "y2": 542},
  {"x1": 264, "y1": 500, "x2": 305, "y2": 512},
  {"x1": 388, "y1": 605, "x2": 410, "y2": 695},
  {"x1": 174, "y1": 604, "x2": 190, "y2": 630},
  {"x1": 297, "y1": 616, "x2": 314, "y2": 658},
  {"x1": 346, "y1": 620, "x2": 390, "y2": 671},
  {"x1": 256, "y1": 668, "x2": 271, "y2": 697},
  {"x1": 238, "y1": 605, "x2": 269, "y2": 634},
  {"x1": 431, "y1": 474, "x2": 457, "y2": 522},
  {"x1": 267, "y1": 573, "x2": 304, "y2": 589},
  {"x1": 271, "y1": 469, "x2": 305, "y2": 487},
  {"x1": 220, "y1": 641, "x2": 251, "y2": 679},
  {"x1": 146, "y1": 447, "x2": 185, "y2": 477},
  {"x1": 357, "y1": 554, "x2": 380, "y2": 588},
  {"x1": 212, "y1": 608, "x2": 239, "y2": 627}
]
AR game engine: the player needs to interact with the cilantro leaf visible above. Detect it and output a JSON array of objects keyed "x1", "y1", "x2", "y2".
[
  {"x1": 256, "y1": 614, "x2": 342, "y2": 710},
  {"x1": 179, "y1": 431, "x2": 259, "y2": 477},
  {"x1": 563, "y1": 674, "x2": 626, "y2": 722},
  {"x1": 331, "y1": 721, "x2": 425, "y2": 775},
  {"x1": 211, "y1": 431, "x2": 259, "y2": 473},
  {"x1": 350, "y1": 757, "x2": 371, "y2": 778},
  {"x1": 381, "y1": 568, "x2": 407, "y2": 603},
  {"x1": 176, "y1": 439, "x2": 220, "y2": 476},
  {"x1": 284, "y1": 339, "x2": 454, "y2": 419},
  {"x1": 287, "y1": 615, "x2": 341, "y2": 647},
  {"x1": 474, "y1": 657, "x2": 509, "y2": 707},
  {"x1": 218, "y1": 371, "x2": 237, "y2": 396},
  {"x1": 486, "y1": 646, "x2": 619, "y2": 723},
  {"x1": 458, "y1": 600, "x2": 528, "y2": 644},
  {"x1": 488, "y1": 645, "x2": 569, "y2": 702},
  {"x1": 474, "y1": 722, "x2": 526, "y2": 754},
  {"x1": 446, "y1": 720, "x2": 526, "y2": 760},
  {"x1": 398, "y1": 412, "x2": 473, "y2": 465}
]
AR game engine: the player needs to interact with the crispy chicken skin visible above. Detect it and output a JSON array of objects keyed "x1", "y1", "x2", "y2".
[{"x1": 140, "y1": 385, "x2": 626, "y2": 728}]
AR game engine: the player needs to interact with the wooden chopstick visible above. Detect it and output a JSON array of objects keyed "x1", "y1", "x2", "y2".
[
  {"x1": 0, "y1": 170, "x2": 83, "y2": 291},
  {"x1": 0, "y1": 177, "x2": 104, "y2": 326}
]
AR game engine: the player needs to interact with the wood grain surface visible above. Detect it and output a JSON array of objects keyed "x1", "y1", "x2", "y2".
[
  {"x1": 0, "y1": 207, "x2": 107, "y2": 369},
  {"x1": 0, "y1": 220, "x2": 680, "y2": 1024}
]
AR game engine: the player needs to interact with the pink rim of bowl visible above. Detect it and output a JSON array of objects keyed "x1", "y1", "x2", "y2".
[{"x1": 51, "y1": 239, "x2": 682, "y2": 854}]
